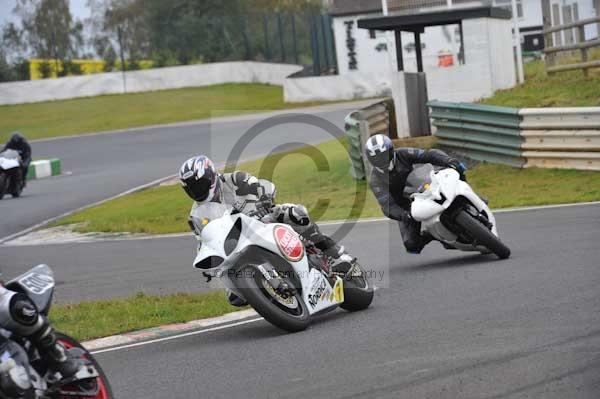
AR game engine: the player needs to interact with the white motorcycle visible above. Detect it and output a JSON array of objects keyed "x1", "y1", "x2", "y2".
[
  {"x1": 0, "y1": 149, "x2": 25, "y2": 200},
  {"x1": 406, "y1": 164, "x2": 510, "y2": 259},
  {"x1": 190, "y1": 203, "x2": 374, "y2": 332}
]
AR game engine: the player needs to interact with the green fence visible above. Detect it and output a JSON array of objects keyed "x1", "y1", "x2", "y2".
[{"x1": 429, "y1": 101, "x2": 525, "y2": 167}]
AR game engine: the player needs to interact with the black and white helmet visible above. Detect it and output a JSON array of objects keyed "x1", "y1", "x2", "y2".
[
  {"x1": 365, "y1": 134, "x2": 395, "y2": 172},
  {"x1": 179, "y1": 155, "x2": 220, "y2": 202}
]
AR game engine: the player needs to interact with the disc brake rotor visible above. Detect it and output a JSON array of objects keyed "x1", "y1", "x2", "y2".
[{"x1": 261, "y1": 279, "x2": 299, "y2": 309}]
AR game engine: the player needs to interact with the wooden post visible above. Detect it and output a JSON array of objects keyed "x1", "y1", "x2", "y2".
[
  {"x1": 541, "y1": 0, "x2": 554, "y2": 69},
  {"x1": 579, "y1": 25, "x2": 589, "y2": 77}
]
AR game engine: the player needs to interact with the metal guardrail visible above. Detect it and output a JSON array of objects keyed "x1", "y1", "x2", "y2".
[
  {"x1": 519, "y1": 107, "x2": 600, "y2": 170},
  {"x1": 429, "y1": 101, "x2": 600, "y2": 171},
  {"x1": 345, "y1": 100, "x2": 392, "y2": 180},
  {"x1": 429, "y1": 101, "x2": 525, "y2": 167}
]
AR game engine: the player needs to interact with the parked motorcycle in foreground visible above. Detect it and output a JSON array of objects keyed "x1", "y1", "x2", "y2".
[
  {"x1": 406, "y1": 164, "x2": 511, "y2": 259},
  {"x1": 190, "y1": 203, "x2": 374, "y2": 332},
  {"x1": 0, "y1": 149, "x2": 25, "y2": 200},
  {"x1": 0, "y1": 265, "x2": 113, "y2": 399}
]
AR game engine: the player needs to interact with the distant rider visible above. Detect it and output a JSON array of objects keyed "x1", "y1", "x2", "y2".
[
  {"x1": 0, "y1": 277, "x2": 87, "y2": 397},
  {"x1": 178, "y1": 155, "x2": 354, "y2": 306},
  {"x1": 364, "y1": 134, "x2": 467, "y2": 254},
  {"x1": 2, "y1": 133, "x2": 31, "y2": 183}
]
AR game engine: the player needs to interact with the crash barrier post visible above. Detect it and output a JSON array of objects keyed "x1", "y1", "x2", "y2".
[
  {"x1": 428, "y1": 101, "x2": 600, "y2": 171},
  {"x1": 344, "y1": 99, "x2": 393, "y2": 180},
  {"x1": 428, "y1": 101, "x2": 524, "y2": 167},
  {"x1": 27, "y1": 159, "x2": 61, "y2": 180},
  {"x1": 344, "y1": 113, "x2": 366, "y2": 180}
]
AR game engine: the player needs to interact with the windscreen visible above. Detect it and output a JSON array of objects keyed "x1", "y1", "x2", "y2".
[
  {"x1": 404, "y1": 163, "x2": 436, "y2": 197},
  {"x1": 0, "y1": 149, "x2": 19, "y2": 160},
  {"x1": 189, "y1": 202, "x2": 233, "y2": 235}
]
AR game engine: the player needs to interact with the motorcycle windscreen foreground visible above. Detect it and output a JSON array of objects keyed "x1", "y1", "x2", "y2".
[
  {"x1": 0, "y1": 265, "x2": 113, "y2": 398},
  {"x1": 406, "y1": 164, "x2": 510, "y2": 259},
  {"x1": 0, "y1": 149, "x2": 25, "y2": 200},
  {"x1": 190, "y1": 203, "x2": 374, "y2": 332}
]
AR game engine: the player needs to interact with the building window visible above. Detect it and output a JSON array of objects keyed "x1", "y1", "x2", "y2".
[{"x1": 494, "y1": 0, "x2": 523, "y2": 18}]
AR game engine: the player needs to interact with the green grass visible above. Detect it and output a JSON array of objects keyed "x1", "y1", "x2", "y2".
[
  {"x1": 481, "y1": 59, "x2": 600, "y2": 108},
  {"x1": 55, "y1": 138, "x2": 600, "y2": 235},
  {"x1": 50, "y1": 291, "x2": 239, "y2": 341},
  {"x1": 0, "y1": 83, "x2": 338, "y2": 142}
]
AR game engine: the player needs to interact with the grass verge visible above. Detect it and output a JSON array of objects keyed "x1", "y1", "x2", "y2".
[
  {"x1": 0, "y1": 83, "x2": 342, "y2": 142},
  {"x1": 50, "y1": 291, "x2": 239, "y2": 341},
  {"x1": 480, "y1": 58, "x2": 600, "y2": 108},
  {"x1": 54, "y1": 138, "x2": 600, "y2": 235}
]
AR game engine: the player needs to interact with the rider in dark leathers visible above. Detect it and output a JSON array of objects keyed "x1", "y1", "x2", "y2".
[
  {"x1": 0, "y1": 279, "x2": 88, "y2": 397},
  {"x1": 364, "y1": 134, "x2": 466, "y2": 254},
  {"x1": 2, "y1": 133, "x2": 31, "y2": 183}
]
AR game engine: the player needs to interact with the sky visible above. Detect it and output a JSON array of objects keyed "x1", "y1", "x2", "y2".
[{"x1": 1, "y1": 0, "x2": 91, "y2": 26}]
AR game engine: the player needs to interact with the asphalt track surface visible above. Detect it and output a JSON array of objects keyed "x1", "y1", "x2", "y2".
[
  {"x1": 3, "y1": 203, "x2": 600, "y2": 397},
  {"x1": 0, "y1": 102, "x2": 366, "y2": 240}
]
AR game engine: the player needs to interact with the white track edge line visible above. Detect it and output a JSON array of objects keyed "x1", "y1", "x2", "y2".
[{"x1": 90, "y1": 318, "x2": 263, "y2": 355}]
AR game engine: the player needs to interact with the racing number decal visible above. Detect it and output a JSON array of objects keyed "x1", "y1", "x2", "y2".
[
  {"x1": 18, "y1": 273, "x2": 54, "y2": 295},
  {"x1": 273, "y1": 226, "x2": 304, "y2": 262}
]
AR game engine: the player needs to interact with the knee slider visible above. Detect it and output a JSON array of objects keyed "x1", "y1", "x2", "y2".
[{"x1": 288, "y1": 205, "x2": 310, "y2": 226}]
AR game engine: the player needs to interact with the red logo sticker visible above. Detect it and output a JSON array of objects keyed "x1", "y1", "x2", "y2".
[{"x1": 273, "y1": 226, "x2": 304, "y2": 262}]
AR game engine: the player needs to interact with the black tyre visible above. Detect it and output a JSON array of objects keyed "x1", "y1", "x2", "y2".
[
  {"x1": 9, "y1": 169, "x2": 23, "y2": 198},
  {"x1": 0, "y1": 173, "x2": 7, "y2": 200},
  {"x1": 455, "y1": 210, "x2": 511, "y2": 259},
  {"x1": 339, "y1": 262, "x2": 374, "y2": 312},
  {"x1": 54, "y1": 332, "x2": 114, "y2": 399},
  {"x1": 235, "y1": 265, "x2": 310, "y2": 333}
]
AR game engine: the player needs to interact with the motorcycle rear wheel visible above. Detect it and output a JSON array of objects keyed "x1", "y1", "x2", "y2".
[
  {"x1": 339, "y1": 263, "x2": 374, "y2": 312},
  {"x1": 53, "y1": 332, "x2": 114, "y2": 399},
  {"x1": 455, "y1": 210, "x2": 511, "y2": 259},
  {"x1": 236, "y1": 265, "x2": 310, "y2": 333}
]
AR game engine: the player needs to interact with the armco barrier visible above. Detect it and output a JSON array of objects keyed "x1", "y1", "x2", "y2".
[
  {"x1": 429, "y1": 101, "x2": 600, "y2": 170},
  {"x1": 429, "y1": 101, "x2": 525, "y2": 167},
  {"x1": 519, "y1": 107, "x2": 600, "y2": 170},
  {"x1": 344, "y1": 100, "x2": 392, "y2": 179}
]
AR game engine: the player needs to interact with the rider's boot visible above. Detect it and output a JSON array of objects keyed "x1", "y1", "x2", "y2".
[
  {"x1": 324, "y1": 244, "x2": 356, "y2": 273},
  {"x1": 31, "y1": 320, "x2": 86, "y2": 383},
  {"x1": 226, "y1": 290, "x2": 248, "y2": 307}
]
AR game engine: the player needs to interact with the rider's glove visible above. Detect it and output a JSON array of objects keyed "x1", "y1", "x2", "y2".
[
  {"x1": 447, "y1": 158, "x2": 467, "y2": 180},
  {"x1": 253, "y1": 195, "x2": 274, "y2": 219}
]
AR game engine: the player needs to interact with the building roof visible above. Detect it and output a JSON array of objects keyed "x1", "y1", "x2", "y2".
[
  {"x1": 357, "y1": 5, "x2": 511, "y2": 32},
  {"x1": 330, "y1": 0, "x2": 382, "y2": 17}
]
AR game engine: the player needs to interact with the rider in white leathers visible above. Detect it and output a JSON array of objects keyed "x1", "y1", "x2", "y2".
[{"x1": 179, "y1": 155, "x2": 353, "y2": 306}]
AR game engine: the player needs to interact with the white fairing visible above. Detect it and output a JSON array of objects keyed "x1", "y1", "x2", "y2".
[
  {"x1": 0, "y1": 150, "x2": 21, "y2": 171},
  {"x1": 411, "y1": 168, "x2": 499, "y2": 252},
  {"x1": 192, "y1": 203, "x2": 342, "y2": 315}
]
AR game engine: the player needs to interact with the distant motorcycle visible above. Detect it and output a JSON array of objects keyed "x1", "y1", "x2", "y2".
[
  {"x1": 190, "y1": 203, "x2": 374, "y2": 332},
  {"x1": 405, "y1": 164, "x2": 511, "y2": 259},
  {"x1": 0, "y1": 149, "x2": 25, "y2": 200},
  {"x1": 0, "y1": 265, "x2": 113, "y2": 398}
]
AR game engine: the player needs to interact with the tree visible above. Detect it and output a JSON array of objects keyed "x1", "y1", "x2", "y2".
[{"x1": 12, "y1": 0, "x2": 84, "y2": 76}]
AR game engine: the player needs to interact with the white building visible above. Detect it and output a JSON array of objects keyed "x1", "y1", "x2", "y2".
[{"x1": 329, "y1": 0, "x2": 599, "y2": 76}]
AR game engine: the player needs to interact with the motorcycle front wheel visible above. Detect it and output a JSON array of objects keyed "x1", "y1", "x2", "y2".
[
  {"x1": 455, "y1": 210, "x2": 511, "y2": 259},
  {"x1": 53, "y1": 332, "x2": 114, "y2": 399},
  {"x1": 235, "y1": 265, "x2": 310, "y2": 333},
  {"x1": 0, "y1": 173, "x2": 7, "y2": 200}
]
